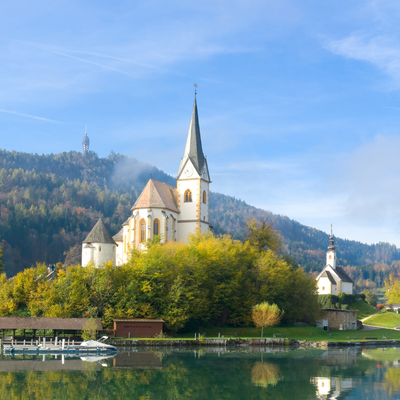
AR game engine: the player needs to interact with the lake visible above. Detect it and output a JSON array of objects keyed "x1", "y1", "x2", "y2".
[{"x1": 0, "y1": 345, "x2": 400, "y2": 399}]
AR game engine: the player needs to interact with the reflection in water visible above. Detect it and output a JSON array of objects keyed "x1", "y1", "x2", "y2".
[
  {"x1": 383, "y1": 367, "x2": 400, "y2": 397},
  {"x1": 313, "y1": 377, "x2": 353, "y2": 400},
  {"x1": 1, "y1": 347, "x2": 400, "y2": 399},
  {"x1": 251, "y1": 362, "x2": 282, "y2": 388}
]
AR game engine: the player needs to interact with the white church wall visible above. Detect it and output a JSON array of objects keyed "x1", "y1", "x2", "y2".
[
  {"x1": 93, "y1": 243, "x2": 116, "y2": 267},
  {"x1": 115, "y1": 240, "x2": 123, "y2": 266},
  {"x1": 341, "y1": 282, "x2": 353, "y2": 294},
  {"x1": 317, "y1": 277, "x2": 332, "y2": 295},
  {"x1": 326, "y1": 250, "x2": 336, "y2": 269},
  {"x1": 82, "y1": 245, "x2": 94, "y2": 267}
]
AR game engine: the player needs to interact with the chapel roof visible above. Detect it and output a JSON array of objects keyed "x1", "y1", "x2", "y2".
[
  {"x1": 321, "y1": 270, "x2": 336, "y2": 285},
  {"x1": 177, "y1": 96, "x2": 209, "y2": 179},
  {"x1": 113, "y1": 228, "x2": 123, "y2": 242},
  {"x1": 132, "y1": 179, "x2": 180, "y2": 213},
  {"x1": 333, "y1": 266, "x2": 353, "y2": 283},
  {"x1": 83, "y1": 218, "x2": 117, "y2": 245}
]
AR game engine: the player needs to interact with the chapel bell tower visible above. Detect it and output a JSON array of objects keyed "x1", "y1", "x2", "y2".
[
  {"x1": 326, "y1": 225, "x2": 336, "y2": 269},
  {"x1": 176, "y1": 91, "x2": 211, "y2": 241}
]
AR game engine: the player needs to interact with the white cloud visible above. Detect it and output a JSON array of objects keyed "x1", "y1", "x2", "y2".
[
  {"x1": 0, "y1": 109, "x2": 60, "y2": 123},
  {"x1": 326, "y1": 33, "x2": 400, "y2": 88}
]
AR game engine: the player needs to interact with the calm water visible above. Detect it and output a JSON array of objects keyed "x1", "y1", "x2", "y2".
[{"x1": 1, "y1": 346, "x2": 400, "y2": 399}]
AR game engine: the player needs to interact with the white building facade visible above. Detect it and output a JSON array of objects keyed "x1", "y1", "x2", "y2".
[
  {"x1": 82, "y1": 96, "x2": 212, "y2": 267},
  {"x1": 81, "y1": 219, "x2": 117, "y2": 267},
  {"x1": 115, "y1": 95, "x2": 211, "y2": 263},
  {"x1": 316, "y1": 231, "x2": 354, "y2": 295}
]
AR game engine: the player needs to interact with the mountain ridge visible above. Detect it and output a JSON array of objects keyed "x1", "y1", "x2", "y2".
[{"x1": 0, "y1": 148, "x2": 399, "y2": 278}]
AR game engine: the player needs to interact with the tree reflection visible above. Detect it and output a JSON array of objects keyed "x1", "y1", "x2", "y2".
[
  {"x1": 384, "y1": 367, "x2": 400, "y2": 397},
  {"x1": 251, "y1": 362, "x2": 283, "y2": 388}
]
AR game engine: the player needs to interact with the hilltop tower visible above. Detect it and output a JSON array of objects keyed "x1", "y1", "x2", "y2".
[{"x1": 82, "y1": 128, "x2": 90, "y2": 154}]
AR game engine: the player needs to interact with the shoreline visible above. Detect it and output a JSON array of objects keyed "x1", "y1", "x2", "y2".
[{"x1": 108, "y1": 338, "x2": 400, "y2": 349}]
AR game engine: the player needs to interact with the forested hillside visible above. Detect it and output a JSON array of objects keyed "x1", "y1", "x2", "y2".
[{"x1": 0, "y1": 148, "x2": 399, "y2": 289}]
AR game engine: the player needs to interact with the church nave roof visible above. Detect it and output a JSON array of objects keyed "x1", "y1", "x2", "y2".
[{"x1": 132, "y1": 179, "x2": 180, "y2": 213}]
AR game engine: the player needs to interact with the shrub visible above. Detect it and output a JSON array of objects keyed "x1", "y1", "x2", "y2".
[
  {"x1": 318, "y1": 295, "x2": 339, "y2": 309},
  {"x1": 338, "y1": 293, "x2": 356, "y2": 305},
  {"x1": 358, "y1": 293, "x2": 366, "y2": 301},
  {"x1": 376, "y1": 304, "x2": 385, "y2": 311},
  {"x1": 341, "y1": 304, "x2": 349, "y2": 310}
]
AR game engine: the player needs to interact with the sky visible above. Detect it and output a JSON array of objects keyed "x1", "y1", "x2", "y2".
[{"x1": 1, "y1": 1, "x2": 400, "y2": 245}]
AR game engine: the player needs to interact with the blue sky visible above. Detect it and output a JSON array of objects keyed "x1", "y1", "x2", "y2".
[{"x1": 1, "y1": 1, "x2": 400, "y2": 245}]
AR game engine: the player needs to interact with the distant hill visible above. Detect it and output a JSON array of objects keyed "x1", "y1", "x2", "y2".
[{"x1": 0, "y1": 149, "x2": 399, "y2": 277}]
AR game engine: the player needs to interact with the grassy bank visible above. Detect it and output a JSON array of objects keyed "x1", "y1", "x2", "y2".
[
  {"x1": 349, "y1": 300, "x2": 377, "y2": 319},
  {"x1": 364, "y1": 312, "x2": 400, "y2": 328},
  {"x1": 115, "y1": 326, "x2": 400, "y2": 342}
]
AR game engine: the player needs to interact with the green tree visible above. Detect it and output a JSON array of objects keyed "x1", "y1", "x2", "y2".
[
  {"x1": 361, "y1": 289, "x2": 378, "y2": 307},
  {"x1": 245, "y1": 218, "x2": 282, "y2": 254},
  {"x1": 252, "y1": 302, "x2": 284, "y2": 337},
  {"x1": 81, "y1": 318, "x2": 98, "y2": 341}
]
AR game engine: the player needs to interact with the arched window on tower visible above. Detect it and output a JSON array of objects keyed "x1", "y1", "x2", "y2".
[
  {"x1": 153, "y1": 219, "x2": 160, "y2": 236},
  {"x1": 203, "y1": 190, "x2": 206, "y2": 204},
  {"x1": 184, "y1": 189, "x2": 192, "y2": 202},
  {"x1": 140, "y1": 219, "x2": 146, "y2": 243}
]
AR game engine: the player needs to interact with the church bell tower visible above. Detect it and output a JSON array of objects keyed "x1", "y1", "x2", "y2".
[
  {"x1": 326, "y1": 226, "x2": 336, "y2": 269},
  {"x1": 176, "y1": 92, "x2": 211, "y2": 241}
]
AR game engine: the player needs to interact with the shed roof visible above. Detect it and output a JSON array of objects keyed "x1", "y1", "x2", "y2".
[
  {"x1": 0, "y1": 317, "x2": 102, "y2": 330},
  {"x1": 83, "y1": 219, "x2": 116, "y2": 245},
  {"x1": 114, "y1": 319, "x2": 164, "y2": 323}
]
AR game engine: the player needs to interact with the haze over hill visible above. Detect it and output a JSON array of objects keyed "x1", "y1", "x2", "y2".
[{"x1": 0, "y1": 149, "x2": 399, "y2": 287}]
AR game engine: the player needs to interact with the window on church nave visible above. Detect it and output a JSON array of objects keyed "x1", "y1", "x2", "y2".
[
  {"x1": 140, "y1": 219, "x2": 146, "y2": 243},
  {"x1": 184, "y1": 189, "x2": 192, "y2": 202},
  {"x1": 203, "y1": 191, "x2": 206, "y2": 204},
  {"x1": 153, "y1": 219, "x2": 160, "y2": 236}
]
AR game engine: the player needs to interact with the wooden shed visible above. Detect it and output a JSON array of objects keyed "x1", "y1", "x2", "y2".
[{"x1": 113, "y1": 319, "x2": 163, "y2": 338}]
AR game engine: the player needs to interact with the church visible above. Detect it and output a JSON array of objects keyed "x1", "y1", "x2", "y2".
[
  {"x1": 315, "y1": 230, "x2": 353, "y2": 295},
  {"x1": 82, "y1": 95, "x2": 211, "y2": 267}
]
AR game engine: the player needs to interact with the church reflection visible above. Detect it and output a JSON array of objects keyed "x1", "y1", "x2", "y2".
[{"x1": 312, "y1": 377, "x2": 353, "y2": 400}]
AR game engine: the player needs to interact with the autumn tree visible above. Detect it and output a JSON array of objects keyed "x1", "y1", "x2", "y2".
[
  {"x1": 385, "y1": 274, "x2": 400, "y2": 304},
  {"x1": 82, "y1": 318, "x2": 98, "y2": 341},
  {"x1": 0, "y1": 245, "x2": 3, "y2": 274},
  {"x1": 245, "y1": 218, "x2": 282, "y2": 254},
  {"x1": 252, "y1": 302, "x2": 284, "y2": 337},
  {"x1": 64, "y1": 244, "x2": 81, "y2": 267}
]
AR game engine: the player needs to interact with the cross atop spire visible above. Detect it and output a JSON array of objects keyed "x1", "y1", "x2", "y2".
[{"x1": 177, "y1": 95, "x2": 209, "y2": 179}]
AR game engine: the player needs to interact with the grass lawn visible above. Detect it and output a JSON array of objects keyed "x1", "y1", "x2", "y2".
[
  {"x1": 349, "y1": 300, "x2": 377, "y2": 319},
  {"x1": 364, "y1": 312, "x2": 400, "y2": 328},
  {"x1": 362, "y1": 348, "x2": 400, "y2": 362}
]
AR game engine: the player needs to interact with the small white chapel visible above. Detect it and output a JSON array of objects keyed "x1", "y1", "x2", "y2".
[
  {"x1": 82, "y1": 95, "x2": 211, "y2": 267},
  {"x1": 316, "y1": 229, "x2": 354, "y2": 295}
]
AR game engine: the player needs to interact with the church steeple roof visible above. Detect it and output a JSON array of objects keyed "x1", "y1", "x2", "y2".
[
  {"x1": 83, "y1": 218, "x2": 116, "y2": 244},
  {"x1": 177, "y1": 96, "x2": 208, "y2": 178},
  {"x1": 328, "y1": 225, "x2": 335, "y2": 251}
]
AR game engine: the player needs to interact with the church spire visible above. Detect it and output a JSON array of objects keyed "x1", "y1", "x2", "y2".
[
  {"x1": 328, "y1": 224, "x2": 335, "y2": 251},
  {"x1": 177, "y1": 94, "x2": 207, "y2": 179}
]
